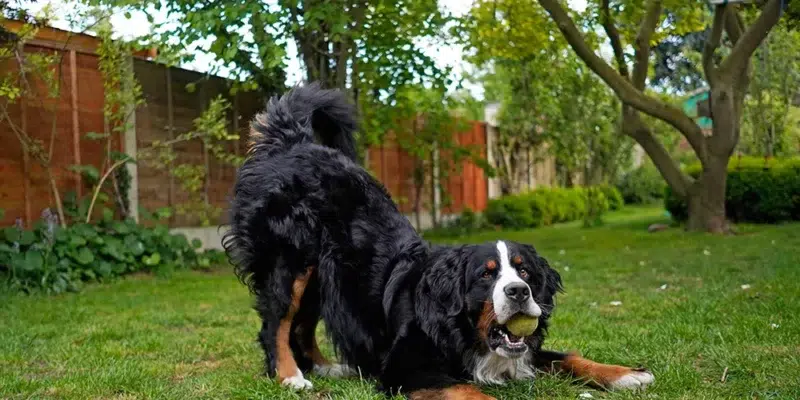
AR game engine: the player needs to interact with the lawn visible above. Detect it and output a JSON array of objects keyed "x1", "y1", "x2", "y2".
[{"x1": 1, "y1": 206, "x2": 799, "y2": 399}]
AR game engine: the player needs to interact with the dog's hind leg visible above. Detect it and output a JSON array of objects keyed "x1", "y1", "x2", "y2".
[
  {"x1": 270, "y1": 267, "x2": 315, "y2": 390},
  {"x1": 292, "y1": 276, "x2": 356, "y2": 378}
]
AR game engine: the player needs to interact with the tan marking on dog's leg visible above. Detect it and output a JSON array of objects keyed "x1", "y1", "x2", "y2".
[
  {"x1": 560, "y1": 353, "x2": 654, "y2": 390},
  {"x1": 410, "y1": 385, "x2": 496, "y2": 400},
  {"x1": 276, "y1": 267, "x2": 313, "y2": 389}
]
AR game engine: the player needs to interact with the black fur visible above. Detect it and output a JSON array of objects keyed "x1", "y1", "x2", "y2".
[{"x1": 223, "y1": 83, "x2": 563, "y2": 395}]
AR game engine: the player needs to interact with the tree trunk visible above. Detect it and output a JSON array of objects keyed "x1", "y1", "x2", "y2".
[
  {"x1": 685, "y1": 81, "x2": 740, "y2": 234},
  {"x1": 686, "y1": 153, "x2": 729, "y2": 233}
]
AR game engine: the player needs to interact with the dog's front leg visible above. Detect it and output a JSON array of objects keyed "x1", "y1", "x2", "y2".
[{"x1": 534, "y1": 349, "x2": 654, "y2": 391}]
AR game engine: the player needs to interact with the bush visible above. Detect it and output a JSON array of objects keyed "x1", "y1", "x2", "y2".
[
  {"x1": 597, "y1": 185, "x2": 624, "y2": 211},
  {"x1": 584, "y1": 187, "x2": 610, "y2": 227},
  {"x1": 0, "y1": 210, "x2": 225, "y2": 294},
  {"x1": 617, "y1": 165, "x2": 666, "y2": 204},
  {"x1": 664, "y1": 157, "x2": 800, "y2": 224},
  {"x1": 486, "y1": 186, "x2": 612, "y2": 229}
]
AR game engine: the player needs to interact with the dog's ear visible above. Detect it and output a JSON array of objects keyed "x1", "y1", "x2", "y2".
[
  {"x1": 418, "y1": 250, "x2": 467, "y2": 318},
  {"x1": 521, "y1": 244, "x2": 563, "y2": 305}
]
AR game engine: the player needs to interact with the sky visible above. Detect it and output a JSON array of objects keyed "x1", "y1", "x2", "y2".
[{"x1": 24, "y1": 0, "x2": 587, "y2": 100}]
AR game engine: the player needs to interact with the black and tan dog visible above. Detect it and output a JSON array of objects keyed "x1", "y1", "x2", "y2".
[{"x1": 223, "y1": 83, "x2": 654, "y2": 399}]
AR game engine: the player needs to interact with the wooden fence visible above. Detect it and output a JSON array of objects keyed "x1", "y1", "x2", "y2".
[{"x1": 1, "y1": 22, "x2": 490, "y2": 228}]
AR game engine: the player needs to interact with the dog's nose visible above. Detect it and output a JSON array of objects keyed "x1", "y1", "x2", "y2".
[{"x1": 503, "y1": 282, "x2": 530, "y2": 303}]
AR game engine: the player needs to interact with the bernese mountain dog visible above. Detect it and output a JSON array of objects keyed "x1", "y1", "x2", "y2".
[{"x1": 223, "y1": 83, "x2": 654, "y2": 399}]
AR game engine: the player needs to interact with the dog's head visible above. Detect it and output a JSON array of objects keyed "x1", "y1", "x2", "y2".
[{"x1": 413, "y1": 240, "x2": 562, "y2": 361}]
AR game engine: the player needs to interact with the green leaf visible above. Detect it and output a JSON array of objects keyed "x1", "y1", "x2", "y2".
[
  {"x1": 22, "y1": 250, "x2": 44, "y2": 271},
  {"x1": 18, "y1": 231, "x2": 35, "y2": 246},
  {"x1": 74, "y1": 247, "x2": 95, "y2": 265},
  {"x1": 84, "y1": 132, "x2": 110, "y2": 140},
  {"x1": 124, "y1": 235, "x2": 145, "y2": 256},
  {"x1": 191, "y1": 238, "x2": 202, "y2": 249},
  {"x1": 68, "y1": 165, "x2": 100, "y2": 184},
  {"x1": 68, "y1": 235, "x2": 87, "y2": 247},
  {"x1": 143, "y1": 252, "x2": 161, "y2": 266},
  {"x1": 3, "y1": 227, "x2": 21, "y2": 243}
]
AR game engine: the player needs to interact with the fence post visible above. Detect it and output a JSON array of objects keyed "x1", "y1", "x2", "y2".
[
  {"x1": 69, "y1": 50, "x2": 82, "y2": 196},
  {"x1": 123, "y1": 56, "x2": 139, "y2": 223}
]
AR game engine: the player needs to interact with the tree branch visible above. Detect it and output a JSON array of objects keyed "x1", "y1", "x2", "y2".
[
  {"x1": 536, "y1": 0, "x2": 706, "y2": 155},
  {"x1": 623, "y1": 110, "x2": 692, "y2": 197},
  {"x1": 631, "y1": 0, "x2": 662, "y2": 90},
  {"x1": 703, "y1": 5, "x2": 726, "y2": 86},
  {"x1": 724, "y1": 6, "x2": 745, "y2": 44},
  {"x1": 719, "y1": 0, "x2": 783, "y2": 77},
  {"x1": 600, "y1": 0, "x2": 629, "y2": 78}
]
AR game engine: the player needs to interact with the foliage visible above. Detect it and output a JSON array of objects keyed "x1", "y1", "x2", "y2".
[
  {"x1": 597, "y1": 184, "x2": 624, "y2": 211},
  {"x1": 458, "y1": 0, "x2": 633, "y2": 194},
  {"x1": 616, "y1": 164, "x2": 667, "y2": 204},
  {"x1": 391, "y1": 85, "x2": 490, "y2": 228},
  {"x1": 665, "y1": 157, "x2": 800, "y2": 224},
  {"x1": 85, "y1": 0, "x2": 452, "y2": 154},
  {"x1": 528, "y1": 0, "x2": 789, "y2": 232},
  {"x1": 0, "y1": 208, "x2": 225, "y2": 294},
  {"x1": 739, "y1": 23, "x2": 800, "y2": 157},
  {"x1": 485, "y1": 186, "x2": 612, "y2": 230}
]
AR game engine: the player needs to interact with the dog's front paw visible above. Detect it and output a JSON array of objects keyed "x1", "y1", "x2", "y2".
[
  {"x1": 281, "y1": 370, "x2": 313, "y2": 390},
  {"x1": 608, "y1": 368, "x2": 654, "y2": 390}
]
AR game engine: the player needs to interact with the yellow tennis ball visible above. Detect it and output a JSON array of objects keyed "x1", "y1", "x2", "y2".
[{"x1": 505, "y1": 315, "x2": 538, "y2": 337}]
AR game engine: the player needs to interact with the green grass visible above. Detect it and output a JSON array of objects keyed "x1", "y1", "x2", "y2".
[{"x1": 2, "y1": 206, "x2": 799, "y2": 399}]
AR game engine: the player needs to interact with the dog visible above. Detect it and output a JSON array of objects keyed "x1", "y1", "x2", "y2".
[{"x1": 223, "y1": 83, "x2": 654, "y2": 399}]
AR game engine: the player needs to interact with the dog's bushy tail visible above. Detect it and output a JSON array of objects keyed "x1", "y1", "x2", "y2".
[{"x1": 248, "y1": 81, "x2": 358, "y2": 161}]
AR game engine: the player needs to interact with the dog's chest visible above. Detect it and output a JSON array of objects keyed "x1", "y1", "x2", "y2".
[{"x1": 472, "y1": 352, "x2": 536, "y2": 385}]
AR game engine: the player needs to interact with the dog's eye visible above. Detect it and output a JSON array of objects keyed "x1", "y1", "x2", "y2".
[
  {"x1": 482, "y1": 270, "x2": 493, "y2": 279},
  {"x1": 518, "y1": 268, "x2": 529, "y2": 279}
]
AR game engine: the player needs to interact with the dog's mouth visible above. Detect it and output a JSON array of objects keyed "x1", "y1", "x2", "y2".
[{"x1": 487, "y1": 323, "x2": 528, "y2": 358}]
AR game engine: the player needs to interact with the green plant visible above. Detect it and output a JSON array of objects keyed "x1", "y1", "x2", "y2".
[
  {"x1": 485, "y1": 186, "x2": 611, "y2": 230},
  {"x1": 597, "y1": 184, "x2": 624, "y2": 211},
  {"x1": 485, "y1": 196, "x2": 536, "y2": 229},
  {"x1": 616, "y1": 164, "x2": 667, "y2": 204},
  {"x1": 583, "y1": 187, "x2": 610, "y2": 228},
  {"x1": 665, "y1": 157, "x2": 800, "y2": 224},
  {"x1": 0, "y1": 209, "x2": 225, "y2": 294}
]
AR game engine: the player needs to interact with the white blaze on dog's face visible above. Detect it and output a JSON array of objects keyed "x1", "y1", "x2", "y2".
[{"x1": 492, "y1": 241, "x2": 542, "y2": 324}]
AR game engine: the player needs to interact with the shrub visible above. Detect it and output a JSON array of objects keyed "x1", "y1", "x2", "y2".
[
  {"x1": 584, "y1": 187, "x2": 610, "y2": 227},
  {"x1": 486, "y1": 186, "x2": 612, "y2": 229},
  {"x1": 485, "y1": 196, "x2": 535, "y2": 229},
  {"x1": 617, "y1": 164, "x2": 666, "y2": 204},
  {"x1": 597, "y1": 185, "x2": 624, "y2": 211},
  {"x1": 664, "y1": 157, "x2": 800, "y2": 224},
  {"x1": 0, "y1": 210, "x2": 225, "y2": 294}
]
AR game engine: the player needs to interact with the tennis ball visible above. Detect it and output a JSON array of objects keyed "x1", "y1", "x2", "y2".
[{"x1": 505, "y1": 315, "x2": 538, "y2": 337}]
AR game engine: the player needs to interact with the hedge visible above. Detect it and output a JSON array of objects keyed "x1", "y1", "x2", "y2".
[
  {"x1": 616, "y1": 164, "x2": 667, "y2": 204},
  {"x1": 664, "y1": 157, "x2": 800, "y2": 224},
  {"x1": 485, "y1": 186, "x2": 620, "y2": 229}
]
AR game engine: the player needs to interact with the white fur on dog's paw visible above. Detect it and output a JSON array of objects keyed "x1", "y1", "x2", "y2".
[
  {"x1": 281, "y1": 370, "x2": 313, "y2": 390},
  {"x1": 609, "y1": 369, "x2": 655, "y2": 390},
  {"x1": 313, "y1": 363, "x2": 356, "y2": 378}
]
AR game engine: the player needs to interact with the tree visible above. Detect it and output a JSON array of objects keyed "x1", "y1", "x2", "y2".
[
  {"x1": 87, "y1": 0, "x2": 452, "y2": 154},
  {"x1": 739, "y1": 24, "x2": 800, "y2": 157},
  {"x1": 536, "y1": 0, "x2": 788, "y2": 232},
  {"x1": 458, "y1": 0, "x2": 631, "y2": 193}
]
